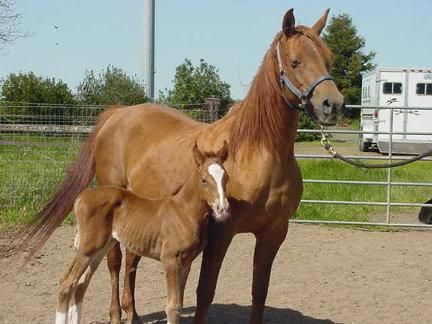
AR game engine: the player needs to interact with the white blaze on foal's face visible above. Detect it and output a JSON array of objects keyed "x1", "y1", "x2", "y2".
[{"x1": 207, "y1": 163, "x2": 230, "y2": 221}]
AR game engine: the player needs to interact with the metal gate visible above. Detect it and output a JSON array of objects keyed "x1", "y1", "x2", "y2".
[{"x1": 294, "y1": 104, "x2": 432, "y2": 228}]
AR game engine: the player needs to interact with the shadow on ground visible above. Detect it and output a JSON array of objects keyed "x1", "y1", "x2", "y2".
[{"x1": 136, "y1": 304, "x2": 335, "y2": 323}]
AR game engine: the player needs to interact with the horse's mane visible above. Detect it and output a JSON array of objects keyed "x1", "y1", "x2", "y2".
[{"x1": 228, "y1": 27, "x2": 331, "y2": 155}]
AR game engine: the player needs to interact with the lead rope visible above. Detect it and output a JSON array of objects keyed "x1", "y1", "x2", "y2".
[{"x1": 319, "y1": 126, "x2": 432, "y2": 169}]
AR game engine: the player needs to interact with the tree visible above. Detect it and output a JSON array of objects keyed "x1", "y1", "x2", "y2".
[
  {"x1": 1, "y1": 72, "x2": 74, "y2": 104},
  {"x1": 0, "y1": 0, "x2": 28, "y2": 49},
  {"x1": 323, "y1": 13, "x2": 375, "y2": 116},
  {"x1": 76, "y1": 66, "x2": 148, "y2": 105},
  {"x1": 159, "y1": 59, "x2": 232, "y2": 115},
  {"x1": 0, "y1": 72, "x2": 75, "y2": 120}
]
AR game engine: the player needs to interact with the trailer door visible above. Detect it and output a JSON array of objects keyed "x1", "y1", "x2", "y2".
[
  {"x1": 378, "y1": 71, "x2": 406, "y2": 143},
  {"x1": 405, "y1": 71, "x2": 432, "y2": 142}
]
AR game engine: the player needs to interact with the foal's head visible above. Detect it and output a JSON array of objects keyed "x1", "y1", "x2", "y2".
[{"x1": 193, "y1": 141, "x2": 230, "y2": 222}]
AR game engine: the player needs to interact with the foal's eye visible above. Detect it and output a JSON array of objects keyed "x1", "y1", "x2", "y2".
[
  {"x1": 291, "y1": 60, "x2": 301, "y2": 69},
  {"x1": 201, "y1": 179, "x2": 207, "y2": 185}
]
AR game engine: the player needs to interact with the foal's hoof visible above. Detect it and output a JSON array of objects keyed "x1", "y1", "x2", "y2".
[{"x1": 125, "y1": 312, "x2": 139, "y2": 324}]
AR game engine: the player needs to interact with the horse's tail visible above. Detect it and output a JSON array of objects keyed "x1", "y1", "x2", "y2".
[{"x1": 17, "y1": 108, "x2": 119, "y2": 262}]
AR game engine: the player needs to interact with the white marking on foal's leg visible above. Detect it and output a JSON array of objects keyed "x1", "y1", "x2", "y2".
[
  {"x1": 67, "y1": 302, "x2": 82, "y2": 324},
  {"x1": 55, "y1": 311, "x2": 67, "y2": 324}
]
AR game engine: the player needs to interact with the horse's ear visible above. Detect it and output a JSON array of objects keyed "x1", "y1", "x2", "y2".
[
  {"x1": 217, "y1": 140, "x2": 229, "y2": 163},
  {"x1": 282, "y1": 8, "x2": 295, "y2": 36},
  {"x1": 312, "y1": 8, "x2": 330, "y2": 36},
  {"x1": 193, "y1": 142, "x2": 205, "y2": 166}
]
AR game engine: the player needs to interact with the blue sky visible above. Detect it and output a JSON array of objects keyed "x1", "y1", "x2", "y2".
[{"x1": 1, "y1": 0, "x2": 431, "y2": 100}]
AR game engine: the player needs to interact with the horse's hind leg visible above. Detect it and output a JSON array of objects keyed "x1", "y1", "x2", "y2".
[
  {"x1": 249, "y1": 220, "x2": 288, "y2": 324},
  {"x1": 107, "y1": 242, "x2": 123, "y2": 324},
  {"x1": 122, "y1": 251, "x2": 141, "y2": 323},
  {"x1": 56, "y1": 254, "x2": 92, "y2": 324}
]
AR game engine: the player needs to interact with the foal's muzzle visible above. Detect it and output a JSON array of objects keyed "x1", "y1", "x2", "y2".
[{"x1": 213, "y1": 200, "x2": 231, "y2": 222}]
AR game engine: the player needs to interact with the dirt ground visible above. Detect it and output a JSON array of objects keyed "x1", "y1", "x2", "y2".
[{"x1": 1, "y1": 223, "x2": 431, "y2": 324}]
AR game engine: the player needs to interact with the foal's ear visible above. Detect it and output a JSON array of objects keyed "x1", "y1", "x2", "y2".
[
  {"x1": 312, "y1": 8, "x2": 330, "y2": 36},
  {"x1": 282, "y1": 8, "x2": 295, "y2": 36},
  {"x1": 193, "y1": 142, "x2": 205, "y2": 166},
  {"x1": 217, "y1": 140, "x2": 229, "y2": 163}
]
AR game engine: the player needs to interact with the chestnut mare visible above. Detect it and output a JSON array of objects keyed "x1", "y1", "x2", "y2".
[
  {"x1": 55, "y1": 143, "x2": 229, "y2": 324},
  {"x1": 21, "y1": 8, "x2": 344, "y2": 324}
]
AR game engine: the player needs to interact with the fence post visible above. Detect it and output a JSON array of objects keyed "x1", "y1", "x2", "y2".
[{"x1": 204, "y1": 97, "x2": 221, "y2": 123}]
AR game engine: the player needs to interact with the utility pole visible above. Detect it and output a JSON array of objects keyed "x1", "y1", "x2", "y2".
[{"x1": 143, "y1": 0, "x2": 155, "y2": 101}]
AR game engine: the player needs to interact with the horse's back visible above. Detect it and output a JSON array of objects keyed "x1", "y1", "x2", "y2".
[{"x1": 95, "y1": 104, "x2": 207, "y2": 196}]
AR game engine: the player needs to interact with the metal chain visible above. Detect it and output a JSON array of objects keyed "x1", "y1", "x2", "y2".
[
  {"x1": 320, "y1": 125, "x2": 337, "y2": 157},
  {"x1": 319, "y1": 126, "x2": 432, "y2": 169}
]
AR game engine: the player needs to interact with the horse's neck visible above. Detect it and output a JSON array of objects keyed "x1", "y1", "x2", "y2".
[
  {"x1": 171, "y1": 171, "x2": 208, "y2": 222},
  {"x1": 220, "y1": 42, "x2": 299, "y2": 161}
]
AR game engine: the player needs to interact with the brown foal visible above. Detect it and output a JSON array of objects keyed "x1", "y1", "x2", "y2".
[{"x1": 55, "y1": 142, "x2": 230, "y2": 324}]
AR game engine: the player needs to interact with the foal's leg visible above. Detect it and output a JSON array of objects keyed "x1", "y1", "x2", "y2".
[
  {"x1": 249, "y1": 220, "x2": 288, "y2": 324},
  {"x1": 71, "y1": 241, "x2": 117, "y2": 313},
  {"x1": 56, "y1": 254, "x2": 92, "y2": 324},
  {"x1": 121, "y1": 251, "x2": 141, "y2": 324},
  {"x1": 163, "y1": 258, "x2": 182, "y2": 324},
  {"x1": 193, "y1": 226, "x2": 233, "y2": 324},
  {"x1": 179, "y1": 263, "x2": 192, "y2": 303},
  {"x1": 107, "y1": 242, "x2": 123, "y2": 324}
]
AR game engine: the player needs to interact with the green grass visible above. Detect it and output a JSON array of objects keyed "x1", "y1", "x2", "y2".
[
  {"x1": 1, "y1": 135, "x2": 431, "y2": 225},
  {"x1": 295, "y1": 159, "x2": 432, "y2": 222},
  {"x1": 0, "y1": 142, "x2": 80, "y2": 224}
]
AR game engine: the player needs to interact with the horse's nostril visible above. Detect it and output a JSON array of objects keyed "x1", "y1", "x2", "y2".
[
  {"x1": 322, "y1": 99, "x2": 333, "y2": 117},
  {"x1": 323, "y1": 99, "x2": 331, "y2": 107}
]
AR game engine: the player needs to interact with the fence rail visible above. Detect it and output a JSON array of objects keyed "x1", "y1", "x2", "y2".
[{"x1": 1, "y1": 101, "x2": 431, "y2": 228}]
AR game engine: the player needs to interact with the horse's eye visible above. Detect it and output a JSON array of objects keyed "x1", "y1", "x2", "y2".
[
  {"x1": 201, "y1": 179, "x2": 207, "y2": 185},
  {"x1": 291, "y1": 60, "x2": 301, "y2": 68}
]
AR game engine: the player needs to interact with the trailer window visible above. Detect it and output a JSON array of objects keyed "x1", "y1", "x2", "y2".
[
  {"x1": 416, "y1": 83, "x2": 432, "y2": 95},
  {"x1": 383, "y1": 82, "x2": 402, "y2": 94}
]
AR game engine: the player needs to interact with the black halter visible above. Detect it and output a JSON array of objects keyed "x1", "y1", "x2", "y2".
[{"x1": 276, "y1": 42, "x2": 335, "y2": 110}]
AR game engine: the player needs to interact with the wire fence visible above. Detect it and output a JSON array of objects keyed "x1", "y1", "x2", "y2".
[
  {"x1": 0, "y1": 100, "x2": 219, "y2": 223},
  {"x1": 1, "y1": 101, "x2": 432, "y2": 227}
]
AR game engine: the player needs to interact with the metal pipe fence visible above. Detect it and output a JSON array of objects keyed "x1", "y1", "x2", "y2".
[
  {"x1": 294, "y1": 104, "x2": 432, "y2": 228},
  {"x1": 1, "y1": 102, "x2": 431, "y2": 228}
]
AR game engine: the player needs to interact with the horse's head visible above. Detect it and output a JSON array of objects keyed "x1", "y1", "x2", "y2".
[
  {"x1": 193, "y1": 141, "x2": 230, "y2": 222},
  {"x1": 276, "y1": 8, "x2": 344, "y2": 125}
]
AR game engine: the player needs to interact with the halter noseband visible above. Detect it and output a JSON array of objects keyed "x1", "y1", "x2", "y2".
[{"x1": 276, "y1": 42, "x2": 335, "y2": 110}]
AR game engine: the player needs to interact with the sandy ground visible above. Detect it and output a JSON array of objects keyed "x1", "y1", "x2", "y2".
[{"x1": 1, "y1": 223, "x2": 431, "y2": 324}]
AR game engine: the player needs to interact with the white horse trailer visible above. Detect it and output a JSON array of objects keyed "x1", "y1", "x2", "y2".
[{"x1": 360, "y1": 68, "x2": 432, "y2": 154}]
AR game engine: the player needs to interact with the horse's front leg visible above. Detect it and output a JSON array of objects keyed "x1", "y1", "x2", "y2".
[
  {"x1": 107, "y1": 242, "x2": 123, "y2": 324},
  {"x1": 163, "y1": 258, "x2": 183, "y2": 324},
  {"x1": 250, "y1": 220, "x2": 288, "y2": 324},
  {"x1": 122, "y1": 251, "x2": 141, "y2": 324},
  {"x1": 193, "y1": 225, "x2": 233, "y2": 324}
]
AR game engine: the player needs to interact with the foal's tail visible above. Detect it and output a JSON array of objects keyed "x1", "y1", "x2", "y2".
[{"x1": 17, "y1": 108, "x2": 119, "y2": 262}]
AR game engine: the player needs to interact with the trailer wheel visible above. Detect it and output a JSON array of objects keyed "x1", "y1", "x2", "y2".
[{"x1": 358, "y1": 138, "x2": 371, "y2": 152}]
